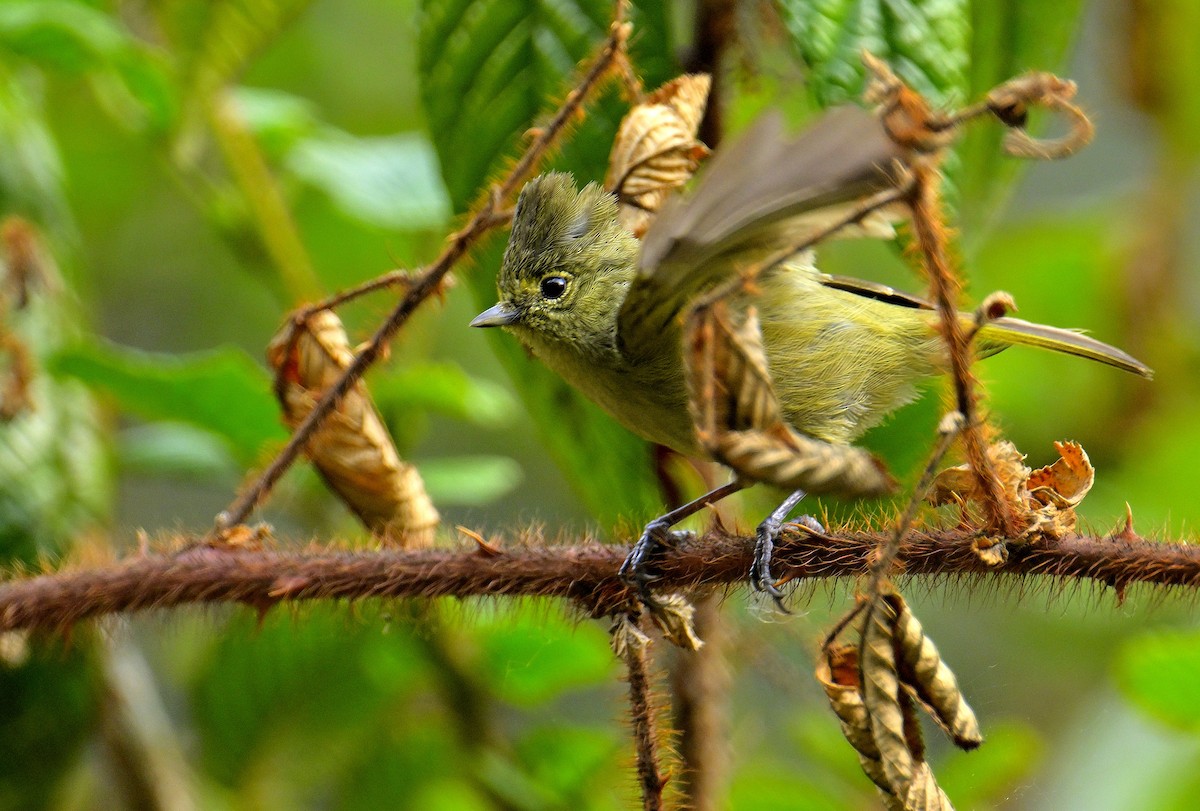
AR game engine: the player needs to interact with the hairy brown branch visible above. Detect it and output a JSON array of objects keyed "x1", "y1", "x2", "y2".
[
  {"x1": 213, "y1": 10, "x2": 633, "y2": 533},
  {"x1": 908, "y1": 162, "x2": 1016, "y2": 536},
  {"x1": 619, "y1": 619, "x2": 667, "y2": 811},
  {"x1": 3, "y1": 525, "x2": 1196, "y2": 633}
]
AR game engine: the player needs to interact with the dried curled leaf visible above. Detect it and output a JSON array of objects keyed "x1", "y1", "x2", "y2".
[
  {"x1": 606, "y1": 74, "x2": 711, "y2": 236},
  {"x1": 685, "y1": 299, "x2": 893, "y2": 497},
  {"x1": 817, "y1": 644, "x2": 904, "y2": 809},
  {"x1": 860, "y1": 598, "x2": 920, "y2": 797},
  {"x1": 609, "y1": 612, "x2": 651, "y2": 659},
  {"x1": 1028, "y1": 440, "x2": 1094, "y2": 508},
  {"x1": 928, "y1": 439, "x2": 1093, "y2": 540},
  {"x1": 646, "y1": 591, "x2": 704, "y2": 651},
  {"x1": 822, "y1": 591, "x2": 973, "y2": 808},
  {"x1": 902, "y1": 762, "x2": 954, "y2": 811},
  {"x1": 887, "y1": 594, "x2": 982, "y2": 750},
  {"x1": 267, "y1": 310, "x2": 439, "y2": 547}
]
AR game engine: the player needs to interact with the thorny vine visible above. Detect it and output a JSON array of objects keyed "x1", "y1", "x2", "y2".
[{"x1": 0, "y1": 517, "x2": 1188, "y2": 635}]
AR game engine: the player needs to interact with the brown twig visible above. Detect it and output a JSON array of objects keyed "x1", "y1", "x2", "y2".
[
  {"x1": 3, "y1": 520, "x2": 1195, "y2": 633},
  {"x1": 211, "y1": 7, "x2": 633, "y2": 533},
  {"x1": 908, "y1": 158, "x2": 1017, "y2": 535},
  {"x1": 619, "y1": 617, "x2": 667, "y2": 811}
]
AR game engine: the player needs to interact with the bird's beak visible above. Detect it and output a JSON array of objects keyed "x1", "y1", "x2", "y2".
[{"x1": 470, "y1": 301, "x2": 520, "y2": 328}]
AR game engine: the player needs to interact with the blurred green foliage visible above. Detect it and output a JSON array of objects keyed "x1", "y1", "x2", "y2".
[{"x1": 0, "y1": 0, "x2": 1198, "y2": 808}]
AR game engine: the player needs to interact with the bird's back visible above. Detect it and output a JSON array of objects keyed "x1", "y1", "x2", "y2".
[{"x1": 753, "y1": 263, "x2": 945, "y2": 444}]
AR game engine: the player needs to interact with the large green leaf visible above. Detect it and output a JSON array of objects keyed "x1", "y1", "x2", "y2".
[
  {"x1": 189, "y1": 608, "x2": 428, "y2": 789},
  {"x1": 936, "y1": 722, "x2": 1043, "y2": 808},
  {"x1": 49, "y1": 339, "x2": 284, "y2": 466},
  {"x1": 372, "y1": 361, "x2": 517, "y2": 429},
  {"x1": 0, "y1": 1, "x2": 176, "y2": 133},
  {"x1": 287, "y1": 131, "x2": 452, "y2": 230},
  {"x1": 473, "y1": 602, "x2": 617, "y2": 706},
  {"x1": 777, "y1": 0, "x2": 970, "y2": 108},
  {"x1": 418, "y1": 0, "x2": 673, "y2": 526}
]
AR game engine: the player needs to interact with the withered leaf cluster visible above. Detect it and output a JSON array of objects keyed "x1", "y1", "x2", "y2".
[
  {"x1": 819, "y1": 593, "x2": 981, "y2": 810},
  {"x1": 606, "y1": 73, "x2": 711, "y2": 236},
  {"x1": 267, "y1": 310, "x2": 439, "y2": 547},
  {"x1": 928, "y1": 439, "x2": 1095, "y2": 540}
]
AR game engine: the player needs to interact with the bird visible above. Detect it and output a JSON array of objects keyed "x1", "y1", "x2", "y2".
[{"x1": 471, "y1": 106, "x2": 1151, "y2": 603}]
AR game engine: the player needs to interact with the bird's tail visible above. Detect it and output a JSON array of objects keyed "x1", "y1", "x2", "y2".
[{"x1": 976, "y1": 317, "x2": 1152, "y2": 378}]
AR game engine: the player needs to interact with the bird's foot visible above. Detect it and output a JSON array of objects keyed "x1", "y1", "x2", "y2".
[
  {"x1": 751, "y1": 512, "x2": 824, "y2": 612},
  {"x1": 619, "y1": 517, "x2": 695, "y2": 606}
]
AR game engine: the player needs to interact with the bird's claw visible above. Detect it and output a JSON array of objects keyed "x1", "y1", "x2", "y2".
[
  {"x1": 751, "y1": 514, "x2": 825, "y2": 611},
  {"x1": 619, "y1": 520, "x2": 695, "y2": 605}
]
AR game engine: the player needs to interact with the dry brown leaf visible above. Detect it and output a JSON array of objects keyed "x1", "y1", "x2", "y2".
[
  {"x1": 609, "y1": 613, "x2": 651, "y2": 659},
  {"x1": 903, "y1": 762, "x2": 955, "y2": 811},
  {"x1": 645, "y1": 591, "x2": 704, "y2": 651},
  {"x1": 971, "y1": 537, "x2": 1008, "y2": 567},
  {"x1": 927, "y1": 439, "x2": 1094, "y2": 542},
  {"x1": 267, "y1": 310, "x2": 439, "y2": 547},
  {"x1": 829, "y1": 593, "x2": 968, "y2": 809},
  {"x1": 1028, "y1": 440, "x2": 1094, "y2": 508},
  {"x1": 860, "y1": 599, "x2": 919, "y2": 796},
  {"x1": 887, "y1": 594, "x2": 982, "y2": 750},
  {"x1": 606, "y1": 74, "x2": 711, "y2": 236},
  {"x1": 685, "y1": 299, "x2": 894, "y2": 497},
  {"x1": 817, "y1": 644, "x2": 903, "y2": 808}
]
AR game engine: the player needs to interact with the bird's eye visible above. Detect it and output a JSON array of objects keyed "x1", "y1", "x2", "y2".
[{"x1": 540, "y1": 276, "x2": 567, "y2": 300}]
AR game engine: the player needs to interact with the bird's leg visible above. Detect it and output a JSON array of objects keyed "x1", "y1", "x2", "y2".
[
  {"x1": 751, "y1": 488, "x2": 824, "y2": 610},
  {"x1": 619, "y1": 478, "x2": 746, "y2": 601}
]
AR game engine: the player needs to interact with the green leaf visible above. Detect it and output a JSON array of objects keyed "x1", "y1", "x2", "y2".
[
  {"x1": 957, "y1": 0, "x2": 1086, "y2": 236},
  {"x1": 48, "y1": 339, "x2": 284, "y2": 465},
  {"x1": 1116, "y1": 630, "x2": 1200, "y2": 732},
  {"x1": 231, "y1": 86, "x2": 320, "y2": 158},
  {"x1": 0, "y1": 1, "x2": 177, "y2": 132},
  {"x1": 117, "y1": 422, "x2": 241, "y2": 481},
  {"x1": 729, "y1": 766, "x2": 852, "y2": 811},
  {"x1": 418, "y1": 0, "x2": 673, "y2": 524},
  {"x1": 372, "y1": 362, "x2": 517, "y2": 428},
  {"x1": 418, "y1": 455, "x2": 523, "y2": 506},
  {"x1": 172, "y1": 0, "x2": 315, "y2": 100},
  {"x1": 0, "y1": 1, "x2": 129, "y2": 73},
  {"x1": 514, "y1": 726, "x2": 623, "y2": 806},
  {"x1": 777, "y1": 0, "x2": 970, "y2": 108},
  {"x1": 190, "y1": 608, "x2": 423, "y2": 788},
  {"x1": 287, "y1": 132, "x2": 452, "y2": 230}
]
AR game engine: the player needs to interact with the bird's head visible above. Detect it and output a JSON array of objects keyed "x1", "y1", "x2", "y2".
[{"x1": 471, "y1": 173, "x2": 639, "y2": 354}]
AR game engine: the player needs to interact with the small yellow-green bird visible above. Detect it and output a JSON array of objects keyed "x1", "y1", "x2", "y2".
[{"x1": 472, "y1": 107, "x2": 1151, "y2": 601}]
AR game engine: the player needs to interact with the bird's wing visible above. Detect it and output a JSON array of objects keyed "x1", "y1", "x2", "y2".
[
  {"x1": 815, "y1": 273, "x2": 933, "y2": 310},
  {"x1": 618, "y1": 105, "x2": 907, "y2": 359}
]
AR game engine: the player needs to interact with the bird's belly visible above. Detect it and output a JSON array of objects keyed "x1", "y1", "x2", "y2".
[{"x1": 525, "y1": 336, "x2": 698, "y2": 453}]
